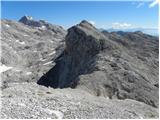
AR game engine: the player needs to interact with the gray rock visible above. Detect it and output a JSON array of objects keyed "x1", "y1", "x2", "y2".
[
  {"x1": 1, "y1": 18, "x2": 66, "y2": 87},
  {"x1": 38, "y1": 20, "x2": 159, "y2": 108},
  {"x1": 1, "y1": 83, "x2": 158, "y2": 119},
  {"x1": 19, "y1": 15, "x2": 66, "y2": 35},
  {"x1": 1, "y1": 18, "x2": 159, "y2": 118}
]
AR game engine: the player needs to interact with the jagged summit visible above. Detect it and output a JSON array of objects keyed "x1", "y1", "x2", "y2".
[
  {"x1": 19, "y1": 15, "x2": 43, "y2": 27},
  {"x1": 19, "y1": 15, "x2": 33, "y2": 21},
  {"x1": 19, "y1": 15, "x2": 33, "y2": 23},
  {"x1": 18, "y1": 16, "x2": 66, "y2": 35}
]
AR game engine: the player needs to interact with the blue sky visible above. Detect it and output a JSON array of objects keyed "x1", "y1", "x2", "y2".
[{"x1": 1, "y1": 1, "x2": 159, "y2": 29}]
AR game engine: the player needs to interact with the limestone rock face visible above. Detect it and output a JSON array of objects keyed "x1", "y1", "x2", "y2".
[
  {"x1": 1, "y1": 18, "x2": 66, "y2": 88},
  {"x1": 37, "y1": 20, "x2": 159, "y2": 108}
]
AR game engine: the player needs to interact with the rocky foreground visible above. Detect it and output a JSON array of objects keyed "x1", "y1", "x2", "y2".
[
  {"x1": 1, "y1": 82, "x2": 158, "y2": 119},
  {"x1": 0, "y1": 16, "x2": 159, "y2": 119}
]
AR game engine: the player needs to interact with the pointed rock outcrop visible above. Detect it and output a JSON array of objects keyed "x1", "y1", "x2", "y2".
[
  {"x1": 19, "y1": 16, "x2": 33, "y2": 23},
  {"x1": 37, "y1": 20, "x2": 112, "y2": 88},
  {"x1": 19, "y1": 15, "x2": 42, "y2": 27}
]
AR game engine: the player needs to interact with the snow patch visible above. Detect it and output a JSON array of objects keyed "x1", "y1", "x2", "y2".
[
  {"x1": 26, "y1": 72, "x2": 32, "y2": 75},
  {"x1": 41, "y1": 25, "x2": 46, "y2": 29},
  {"x1": 36, "y1": 25, "x2": 46, "y2": 30},
  {"x1": 43, "y1": 61, "x2": 52, "y2": 65},
  {"x1": 15, "y1": 39, "x2": 25, "y2": 45},
  {"x1": 40, "y1": 58, "x2": 46, "y2": 61},
  {"x1": 0, "y1": 64, "x2": 13, "y2": 73},
  {"x1": 19, "y1": 41, "x2": 25, "y2": 45},
  {"x1": 15, "y1": 40, "x2": 19, "y2": 42},
  {"x1": 26, "y1": 16, "x2": 33, "y2": 20},
  {"x1": 5, "y1": 24, "x2": 10, "y2": 28},
  {"x1": 49, "y1": 51, "x2": 56, "y2": 56}
]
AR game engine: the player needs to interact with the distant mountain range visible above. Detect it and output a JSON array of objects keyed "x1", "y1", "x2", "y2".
[{"x1": 100, "y1": 28, "x2": 159, "y2": 36}]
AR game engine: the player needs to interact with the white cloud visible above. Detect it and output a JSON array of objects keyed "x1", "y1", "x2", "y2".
[
  {"x1": 112, "y1": 22, "x2": 132, "y2": 29},
  {"x1": 89, "y1": 21, "x2": 96, "y2": 25},
  {"x1": 149, "y1": 0, "x2": 159, "y2": 8},
  {"x1": 136, "y1": 2, "x2": 145, "y2": 8}
]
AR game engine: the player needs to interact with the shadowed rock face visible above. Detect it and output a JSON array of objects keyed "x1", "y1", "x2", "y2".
[
  {"x1": 37, "y1": 20, "x2": 159, "y2": 108},
  {"x1": 37, "y1": 20, "x2": 110, "y2": 88}
]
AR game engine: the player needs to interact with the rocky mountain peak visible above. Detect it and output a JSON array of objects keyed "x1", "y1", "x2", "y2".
[
  {"x1": 19, "y1": 15, "x2": 43, "y2": 27},
  {"x1": 38, "y1": 20, "x2": 158, "y2": 108},
  {"x1": 1, "y1": 17, "x2": 159, "y2": 118},
  {"x1": 79, "y1": 20, "x2": 94, "y2": 27},
  {"x1": 19, "y1": 15, "x2": 33, "y2": 23},
  {"x1": 71, "y1": 20, "x2": 107, "y2": 41},
  {"x1": 37, "y1": 20, "x2": 108, "y2": 88},
  {"x1": 65, "y1": 20, "x2": 107, "y2": 55},
  {"x1": 2, "y1": 16, "x2": 158, "y2": 110},
  {"x1": 18, "y1": 16, "x2": 66, "y2": 35}
]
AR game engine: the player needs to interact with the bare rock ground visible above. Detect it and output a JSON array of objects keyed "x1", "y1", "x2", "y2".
[
  {"x1": 1, "y1": 18, "x2": 66, "y2": 86},
  {"x1": 1, "y1": 82, "x2": 158, "y2": 119},
  {"x1": 0, "y1": 17, "x2": 159, "y2": 119}
]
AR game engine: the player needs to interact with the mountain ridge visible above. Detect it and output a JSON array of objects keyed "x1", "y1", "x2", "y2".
[
  {"x1": 1, "y1": 16, "x2": 159, "y2": 118},
  {"x1": 100, "y1": 27, "x2": 159, "y2": 36},
  {"x1": 37, "y1": 19, "x2": 159, "y2": 108}
]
